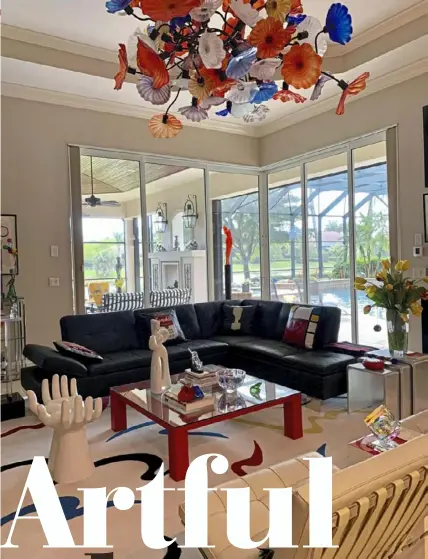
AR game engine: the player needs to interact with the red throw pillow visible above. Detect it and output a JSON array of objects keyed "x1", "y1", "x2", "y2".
[{"x1": 282, "y1": 305, "x2": 321, "y2": 349}]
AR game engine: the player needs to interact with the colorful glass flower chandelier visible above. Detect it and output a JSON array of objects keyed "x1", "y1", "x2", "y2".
[{"x1": 107, "y1": 0, "x2": 369, "y2": 139}]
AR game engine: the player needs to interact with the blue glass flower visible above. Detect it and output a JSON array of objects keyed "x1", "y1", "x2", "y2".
[
  {"x1": 325, "y1": 3, "x2": 353, "y2": 45},
  {"x1": 287, "y1": 14, "x2": 307, "y2": 25},
  {"x1": 215, "y1": 107, "x2": 231, "y2": 117},
  {"x1": 250, "y1": 81, "x2": 278, "y2": 104},
  {"x1": 170, "y1": 15, "x2": 191, "y2": 30},
  {"x1": 226, "y1": 47, "x2": 257, "y2": 80},
  {"x1": 105, "y1": 0, "x2": 132, "y2": 13}
]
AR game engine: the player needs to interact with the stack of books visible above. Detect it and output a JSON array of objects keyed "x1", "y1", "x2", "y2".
[
  {"x1": 161, "y1": 385, "x2": 215, "y2": 414},
  {"x1": 180, "y1": 364, "x2": 224, "y2": 391}
]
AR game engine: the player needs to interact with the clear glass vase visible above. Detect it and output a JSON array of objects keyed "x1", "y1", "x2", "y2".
[{"x1": 386, "y1": 309, "x2": 408, "y2": 358}]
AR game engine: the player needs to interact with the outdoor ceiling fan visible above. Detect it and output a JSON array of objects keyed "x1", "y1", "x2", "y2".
[{"x1": 82, "y1": 156, "x2": 120, "y2": 208}]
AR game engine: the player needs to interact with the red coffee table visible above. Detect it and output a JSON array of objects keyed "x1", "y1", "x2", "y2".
[{"x1": 110, "y1": 374, "x2": 303, "y2": 481}]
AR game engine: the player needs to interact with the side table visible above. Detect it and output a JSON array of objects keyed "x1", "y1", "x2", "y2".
[
  {"x1": 347, "y1": 362, "x2": 401, "y2": 417},
  {"x1": 366, "y1": 349, "x2": 428, "y2": 414}
]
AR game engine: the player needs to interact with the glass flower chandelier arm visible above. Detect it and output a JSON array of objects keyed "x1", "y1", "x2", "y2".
[
  {"x1": 165, "y1": 88, "x2": 182, "y2": 115},
  {"x1": 215, "y1": 10, "x2": 229, "y2": 23},
  {"x1": 314, "y1": 30, "x2": 324, "y2": 54},
  {"x1": 130, "y1": 12, "x2": 153, "y2": 22}
]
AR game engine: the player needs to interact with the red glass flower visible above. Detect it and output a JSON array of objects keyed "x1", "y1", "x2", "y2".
[
  {"x1": 290, "y1": 0, "x2": 303, "y2": 14},
  {"x1": 281, "y1": 43, "x2": 322, "y2": 89},
  {"x1": 248, "y1": 17, "x2": 293, "y2": 59},
  {"x1": 142, "y1": 0, "x2": 200, "y2": 21},
  {"x1": 273, "y1": 87, "x2": 306, "y2": 104},
  {"x1": 114, "y1": 44, "x2": 128, "y2": 90},
  {"x1": 336, "y1": 72, "x2": 370, "y2": 115},
  {"x1": 137, "y1": 39, "x2": 169, "y2": 89}
]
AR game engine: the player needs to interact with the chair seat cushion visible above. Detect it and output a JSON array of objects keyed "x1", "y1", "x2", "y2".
[
  {"x1": 282, "y1": 350, "x2": 355, "y2": 376},
  {"x1": 238, "y1": 340, "x2": 303, "y2": 360},
  {"x1": 87, "y1": 350, "x2": 151, "y2": 376}
]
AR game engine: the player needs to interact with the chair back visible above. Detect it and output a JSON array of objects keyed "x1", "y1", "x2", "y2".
[{"x1": 88, "y1": 281, "x2": 109, "y2": 307}]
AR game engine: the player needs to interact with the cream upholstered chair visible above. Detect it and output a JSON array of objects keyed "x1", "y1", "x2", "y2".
[{"x1": 179, "y1": 437, "x2": 427, "y2": 559}]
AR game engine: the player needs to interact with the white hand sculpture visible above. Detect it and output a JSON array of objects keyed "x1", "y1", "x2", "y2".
[{"x1": 27, "y1": 374, "x2": 102, "y2": 484}]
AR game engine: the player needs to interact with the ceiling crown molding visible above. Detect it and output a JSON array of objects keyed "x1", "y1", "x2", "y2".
[{"x1": 1, "y1": 82, "x2": 257, "y2": 137}]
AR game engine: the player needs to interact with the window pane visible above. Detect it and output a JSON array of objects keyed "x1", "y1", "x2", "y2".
[
  {"x1": 268, "y1": 167, "x2": 303, "y2": 303},
  {"x1": 306, "y1": 152, "x2": 351, "y2": 341},
  {"x1": 210, "y1": 172, "x2": 260, "y2": 300},
  {"x1": 353, "y1": 141, "x2": 389, "y2": 348}
]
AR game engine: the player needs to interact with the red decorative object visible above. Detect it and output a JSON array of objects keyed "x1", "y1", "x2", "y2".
[
  {"x1": 362, "y1": 358, "x2": 385, "y2": 371},
  {"x1": 336, "y1": 72, "x2": 370, "y2": 115},
  {"x1": 223, "y1": 226, "x2": 233, "y2": 265},
  {"x1": 114, "y1": 44, "x2": 128, "y2": 90},
  {"x1": 177, "y1": 385, "x2": 196, "y2": 403}
]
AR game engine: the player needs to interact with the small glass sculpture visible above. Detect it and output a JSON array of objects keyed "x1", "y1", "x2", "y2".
[
  {"x1": 188, "y1": 349, "x2": 204, "y2": 373},
  {"x1": 364, "y1": 404, "x2": 401, "y2": 452},
  {"x1": 217, "y1": 392, "x2": 246, "y2": 414}
]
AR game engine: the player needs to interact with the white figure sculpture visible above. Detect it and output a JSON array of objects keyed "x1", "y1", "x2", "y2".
[
  {"x1": 149, "y1": 319, "x2": 172, "y2": 394},
  {"x1": 27, "y1": 374, "x2": 102, "y2": 484}
]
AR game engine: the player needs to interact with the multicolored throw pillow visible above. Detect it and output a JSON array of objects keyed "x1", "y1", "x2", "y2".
[
  {"x1": 53, "y1": 341, "x2": 103, "y2": 362},
  {"x1": 222, "y1": 304, "x2": 256, "y2": 335},
  {"x1": 282, "y1": 305, "x2": 321, "y2": 349},
  {"x1": 135, "y1": 309, "x2": 186, "y2": 347}
]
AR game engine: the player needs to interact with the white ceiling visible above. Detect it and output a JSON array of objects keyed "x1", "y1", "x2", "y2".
[{"x1": 2, "y1": 0, "x2": 424, "y2": 51}]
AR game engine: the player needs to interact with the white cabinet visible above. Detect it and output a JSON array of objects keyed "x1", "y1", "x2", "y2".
[{"x1": 148, "y1": 250, "x2": 207, "y2": 303}]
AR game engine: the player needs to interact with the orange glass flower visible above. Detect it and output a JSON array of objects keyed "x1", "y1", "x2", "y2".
[
  {"x1": 221, "y1": 16, "x2": 244, "y2": 41},
  {"x1": 149, "y1": 114, "x2": 183, "y2": 139},
  {"x1": 200, "y1": 58, "x2": 235, "y2": 95},
  {"x1": 114, "y1": 44, "x2": 128, "y2": 90},
  {"x1": 142, "y1": 0, "x2": 200, "y2": 21},
  {"x1": 336, "y1": 72, "x2": 370, "y2": 115},
  {"x1": 137, "y1": 39, "x2": 169, "y2": 89},
  {"x1": 248, "y1": 17, "x2": 293, "y2": 59},
  {"x1": 273, "y1": 88, "x2": 306, "y2": 104},
  {"x1": 281, "y1": 43, "x2": 322, "y2": 89},
  {"x1": 188, "y1": 76, "x2": 212, "y2": 100},
  {"x1": 223, "y1": 0, "x2": 265, "y2": 12}
]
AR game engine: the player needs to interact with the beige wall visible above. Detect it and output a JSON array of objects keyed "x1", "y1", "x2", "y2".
[
  {"x1": 1, "y1": 97, "x2": 258, "y2": 345},
  {"x1": 261, "y1": 72, "x2": 428, "y2": 350}
]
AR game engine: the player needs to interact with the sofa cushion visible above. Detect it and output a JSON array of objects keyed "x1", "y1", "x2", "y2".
[
  {"x1": 60, "y1": 311, "x2": 139, "y2": 354},
  {"x1": 238, "y1": 339, "x2": 302, "y2": 361},
  {"x1": 23, "y1": 344, "x2": 88, "y2": 378},
  {"x1": 282, "y1": 305, "x2": 322, "y2": 349},
  {"x1": 252, "y1": 300, "x2": 284, "y2": 339},
  {"x1": 282, "y1": 350, "x2": 355, "y2": 376},
  {"x1": 135, "y1": 309, "x2": 186, "y2": 348},
  {"x1": 222, "y1": 304, "x2": 256, "y2": 335},
  {"x1": 186, "y1": 339, "x2": 229, "y2": 356},
  {"x1": 194, "y1": 301, "x2": 240, "y2": 338},
  {"x1": 212, "y1": 335, "x2": 260, "y2": 346},
  {"x1": 86, "y1": 349, "x2": 151, "y2": 376}
]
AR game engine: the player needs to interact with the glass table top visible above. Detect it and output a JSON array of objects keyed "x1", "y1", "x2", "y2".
[{"x1": 112, "y1": 373, "x2": 300, "y2": 428}]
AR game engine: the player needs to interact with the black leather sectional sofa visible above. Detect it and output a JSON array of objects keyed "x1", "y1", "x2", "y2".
[{"x1": 22, "y1": 299, "x2": 356, "y2": 401}]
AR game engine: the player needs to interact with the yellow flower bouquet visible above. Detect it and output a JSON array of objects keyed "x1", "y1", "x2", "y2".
[{"x1": 354, "y1": 259, "x2": 427, "y2": 356}]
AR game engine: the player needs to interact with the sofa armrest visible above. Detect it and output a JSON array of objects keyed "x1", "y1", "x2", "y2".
[
  {"x1": 178, "y1": 451, "x2": 326, "y2": 559},
  {"x1": 23, "y1": 344, "x2": 88, "y2": 378}
]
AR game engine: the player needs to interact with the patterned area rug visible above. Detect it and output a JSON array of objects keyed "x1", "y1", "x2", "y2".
[{"x1": 1, "y1": 398, "x2": 369, "y2": 558}]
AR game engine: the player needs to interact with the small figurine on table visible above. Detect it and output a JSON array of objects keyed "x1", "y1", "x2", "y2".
[{"x1": 188, "y1": 348, "x2": 204, "y2": 373}]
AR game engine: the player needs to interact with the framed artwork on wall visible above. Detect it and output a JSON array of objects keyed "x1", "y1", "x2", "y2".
[
  {"x1": 1, "y1": 214, "x2": 19, "y2": 275},
  {"x1": 424, "y1": 105, "x2": 428, "y2": 187}
]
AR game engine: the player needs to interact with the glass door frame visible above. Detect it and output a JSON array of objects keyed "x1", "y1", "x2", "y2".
[
  {"x1": 70, "y1": 127, "x2": 397, "y2": 337},
  {"x1": 260, "y1": 128, "x2": 398, "y2": 343}
]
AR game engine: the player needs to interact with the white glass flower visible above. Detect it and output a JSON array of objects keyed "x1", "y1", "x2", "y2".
[
  {"x1": 172, "y1": 77, "x2": 191, "y2": 91},
  {"x1": 178, "y1": 104, "x2": 209, "y2": 122},
  {"x1": 200, "y1": 96, "x2": 226, "y2": 109},
  {"x1": 190, "y1": 0, "x2": 222, "y2": 22},
  {"x1": 243, "y1": 104, "x2": 270, "y2": 123},
  {"x1": 226, "y1": 81, "x2": 259, "y2": 104},
  {"x1": 230, "y1": 102, "x2": 253, "y2": 118},
  {"x1": 230, "y1": 0, "x2": 261, "y2": 27},
  {"x1": 199, "y1": 31, "x2": 226, "y2": 69},
  {"x1": 249, "y1": 58, "x2": 280, "y2": 80},
  {"x1": 136, "y1": 76, "x2": 171, "y2": 105},
  {"x1": 297, "y1": 16, "x2": 328, "y2": 57}
]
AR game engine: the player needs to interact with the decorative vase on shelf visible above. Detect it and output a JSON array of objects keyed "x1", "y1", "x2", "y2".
[{"x1": 386, "y1": 309, "x2": 408, "y2": 358}]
